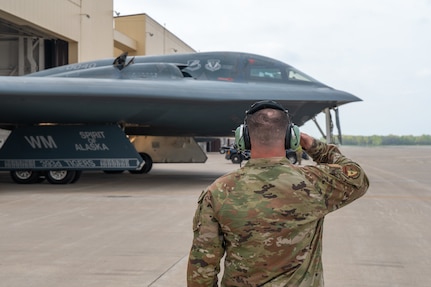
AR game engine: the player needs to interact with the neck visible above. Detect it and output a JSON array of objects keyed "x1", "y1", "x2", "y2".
[{"x1": 251, "y1": 148, "x2": 286, "y2": 159}]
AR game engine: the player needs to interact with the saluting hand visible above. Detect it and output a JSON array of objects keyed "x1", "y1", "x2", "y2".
[{"x1": 300, "y1": 133, "x2": 315, "y2": 150}]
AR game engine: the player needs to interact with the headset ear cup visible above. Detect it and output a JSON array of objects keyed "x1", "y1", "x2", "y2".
[
  {"x1": 285, "y1": 124, "x2": 292, "y2": 150},
  {"x1": 235, "y1": 124, "x2": 250, "y2": 151},
  {"x1": 285, "y1": 124, "x2": 300, "y2": 150},
  {"x1": 290, "y1": 125, "x2": 300, "y2": 150},
  {"x1": 243, "y1": 125, "x2": 251, "y2": 150}
]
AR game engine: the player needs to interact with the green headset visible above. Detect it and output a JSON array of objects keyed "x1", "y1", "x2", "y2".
[{"x1": 235, "y1": 100, "x2": 300, "y2": 151}]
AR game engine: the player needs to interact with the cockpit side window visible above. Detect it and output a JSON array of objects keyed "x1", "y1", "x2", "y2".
[
  {"x1": 249, "y1": 68, "x2": 283, "y2": 81},
  {"x1": 243, "y1": 56, "x2": 285, "y2": 83},
  {"x1": 286, "y1": 68, "x2": 314, "y2": 82}
]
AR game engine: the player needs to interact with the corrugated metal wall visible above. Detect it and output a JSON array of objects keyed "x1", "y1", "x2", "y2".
[{"x1": 0, "y1": 0, "x2": 113, "y2": 63}]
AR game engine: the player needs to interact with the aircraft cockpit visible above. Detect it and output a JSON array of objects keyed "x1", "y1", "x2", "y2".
[{"x1": 180, "y1": 52, "x2": 323, "y2": 86}]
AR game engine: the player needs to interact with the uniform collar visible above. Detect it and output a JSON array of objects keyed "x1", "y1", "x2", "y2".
[{"x1": 245, "y1": 157, "x2": 291, "y2": 168}]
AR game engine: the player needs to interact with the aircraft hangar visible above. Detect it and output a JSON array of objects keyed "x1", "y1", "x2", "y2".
[{"x1": 0, "y1": 0, "x2": 195, "y2": 76}]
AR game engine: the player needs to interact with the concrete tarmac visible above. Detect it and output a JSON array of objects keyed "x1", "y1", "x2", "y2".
[{"x1": 1, "y1": 146, "x2": 431, "y2": 287}]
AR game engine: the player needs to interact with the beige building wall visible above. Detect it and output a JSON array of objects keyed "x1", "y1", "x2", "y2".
[
  {"x1": 0, "y1": 0, "x2": 194, "y2": 70},
  {"x1": 0, "y1": 0, "x2": 113, "y2": 62},
  {"x1": 78, "y1": 0, "x2": 114, "y2": 61},
  {"x1": 113, "y1": 14, "x2": 146, "y2": 55},
  {"x1": 114, "y1": 14, "x2": 195, "y2": 57}
]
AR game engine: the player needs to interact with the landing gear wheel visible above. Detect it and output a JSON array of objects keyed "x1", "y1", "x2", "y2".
[
  {"x1": 46, "y1": 170, "x2": 77, "y2": 184},
  {"x1": 70, "y1": 171, "x2": 82, "y2": 183},
  {"x1": 231, "y1": 154, "x2": 242, "y2": 164},
  {"x1": 129, "y1": 153, "x2": 153, "y2": 174},
  {"x1": 10, "y1": 170, "x2": 41, "y2": 184},
  {"x1": 286, "y1": 151, "x2": 297, "y2": 164}
]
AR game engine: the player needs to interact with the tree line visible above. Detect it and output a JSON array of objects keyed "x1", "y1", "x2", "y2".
[{"x1": 336, "y1": 135, "x2": 431, "y2": 146}]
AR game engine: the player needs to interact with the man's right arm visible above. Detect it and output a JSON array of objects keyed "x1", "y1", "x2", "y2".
[{"x1": 301, "y1": 133, "x2": 370, "y2": 211}]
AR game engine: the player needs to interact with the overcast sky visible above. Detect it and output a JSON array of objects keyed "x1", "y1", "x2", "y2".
[{"x1": 114, "y1": 0, "x2": 431, "y2": 137}]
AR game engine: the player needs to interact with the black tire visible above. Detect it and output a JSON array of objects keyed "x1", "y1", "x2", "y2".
[
  {"x1": 70, "y1": 171, "x2": 82, "y2": 183},
  {"x1": 231, "y1": 154, "x2": 242, "y2": 164},
  {"x1": 286, "y1": 151, "x2": 297, "y2": 164},
  {"x1": 10, "y1": 170, "x2": 41, "y2": 184},
  {"x1": 46, "y1": 170, "x2": 77, "y2": 184},
  {"x1": 103, "y1": 170, "x2": 125, "y2": 174},
  {"x1": 129, "y1": 153, "x2": 153, "y2": 174}
]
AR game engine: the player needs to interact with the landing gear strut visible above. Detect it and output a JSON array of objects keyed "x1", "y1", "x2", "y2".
[{"x1": 312, "y1": 107, "x2": 343, "y2": 144}]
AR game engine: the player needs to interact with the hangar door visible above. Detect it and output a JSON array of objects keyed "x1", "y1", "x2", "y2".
[{"x1": 0, "y1": 18, "x2": 68, "y2": 76}]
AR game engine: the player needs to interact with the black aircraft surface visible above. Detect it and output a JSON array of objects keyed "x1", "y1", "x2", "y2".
[{"x1": 0, "y1": 51, "x2": 361, "y2": 184}]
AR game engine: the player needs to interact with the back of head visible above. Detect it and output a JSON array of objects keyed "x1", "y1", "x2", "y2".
[{"x1": 246, "y1": 105, "x2": 289, "y2": 149}]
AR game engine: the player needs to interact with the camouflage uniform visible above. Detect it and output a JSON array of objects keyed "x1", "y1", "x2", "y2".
[
  {"x1": 187, "y1": 140, "x2": 369, "y2": 287},
  {"x1": 295, "y1": 146, "x2": 303, "y2": 165}
]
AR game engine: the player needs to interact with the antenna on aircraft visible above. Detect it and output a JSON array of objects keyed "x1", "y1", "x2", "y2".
[{"x1": 113, "y1": 52, "x2": 135, "y2": 70}]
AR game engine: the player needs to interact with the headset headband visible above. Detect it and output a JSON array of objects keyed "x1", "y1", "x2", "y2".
[
  {"x1": 235, "y1": 100, "x2": 299, "y2": 151},
  {"x1": 246, "y1": 100, "x2": 288, "y2": 115}
]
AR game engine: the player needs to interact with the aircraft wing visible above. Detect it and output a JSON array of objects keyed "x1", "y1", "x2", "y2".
[
  {"x1": 0, "y1": 75, "x2": 358, "y2": 136},
  {"x1": 0, "y1": 51, "x2": 361, "y2": 136}
]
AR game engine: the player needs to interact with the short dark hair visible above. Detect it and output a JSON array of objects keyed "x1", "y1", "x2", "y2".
[{"x1": 246, "y1": 108, "x2": 289, "y2": 147}]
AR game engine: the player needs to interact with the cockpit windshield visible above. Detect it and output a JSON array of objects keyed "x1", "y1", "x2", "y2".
[
  {"x1": 286, "y1": 68, "x2": 315, "y2": 82},
  {"x1": 176, "y1": 52, "x2": 322, "y2": 85},
  {"x1": 245, "y1": 56, "x2": 319, "y2": 84},
  {"x1": 249, "y1": 68, "x2": 282, "y2": 80}
]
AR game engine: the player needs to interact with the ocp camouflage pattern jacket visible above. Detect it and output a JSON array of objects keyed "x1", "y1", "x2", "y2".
[{"x1": 187, "y1": 140, "x2": 369, "y2": 287}]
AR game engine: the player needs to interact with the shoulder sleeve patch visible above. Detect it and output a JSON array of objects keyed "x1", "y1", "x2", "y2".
[{"x1": 342, "y1": 164, "x2": 361, "y2": 179}]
